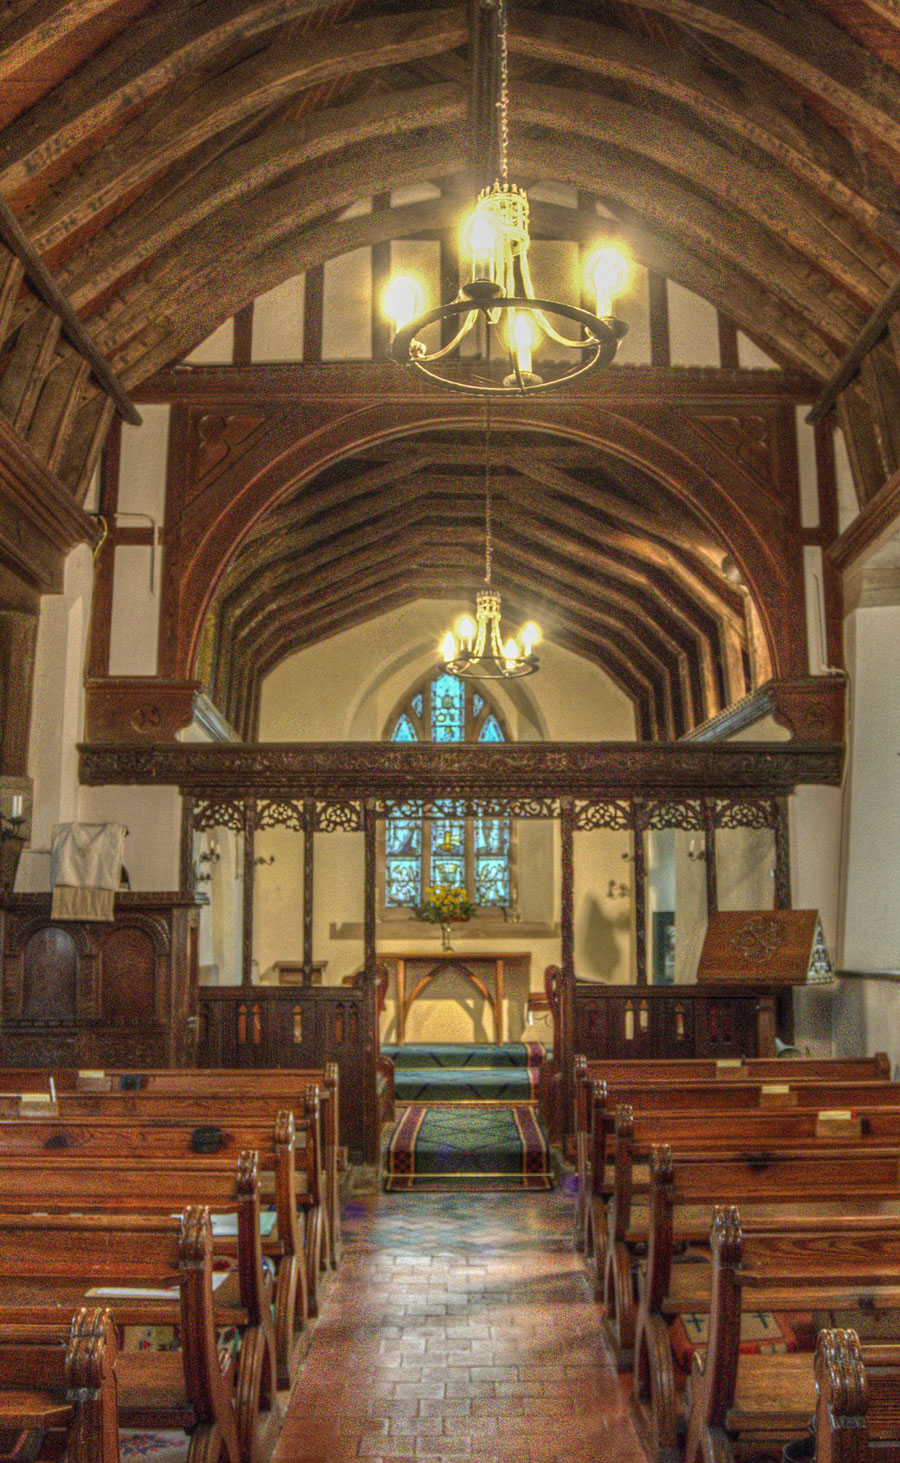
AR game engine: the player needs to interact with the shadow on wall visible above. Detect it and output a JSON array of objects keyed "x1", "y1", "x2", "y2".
[
  {"x1": 832, "y1": 977, "x2": 899, "y2": 1074},
  {"x1": 579, "y1": 895, "x2": 632, "y2": 980}
]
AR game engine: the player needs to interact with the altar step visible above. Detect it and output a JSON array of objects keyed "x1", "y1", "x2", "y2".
[{"x1": 381, "y1": 1041, "x2": 546, "y2": 1104}]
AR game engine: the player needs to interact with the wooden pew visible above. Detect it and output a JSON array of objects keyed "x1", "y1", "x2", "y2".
[
  {"x1": 90, "y1": 1068, "x2": 341, "y2": 1271},
  {"x1": 682, "y1": 1209, "x2": 900, "y2": 1463},
  {"x1": 0, "y1": 1066, "x2": 342, "y2": 1273},
  {"x1": 0, "y1": 1309, "x2": 119, "y2": 1463},
  {"x1": 0, "y1": 1147, "x2": 275, "y2": 1460},
  {"x1": 0, "y1": 1092, "x2": 328, "y2": 1327},
  {"x1": 600, "y1": 1108, "x2": 900, "y2": 1364},
  {"x1": 631, "y1": 1146, "x2": 900, "y2": 1460},
  {"x1": 575, "y1": 1072, "x2": 900, "y2": 1255},
  {"x1": 0, "y1": 1210, "x2": 240, "y2": 1463},
  {"x1": 814, "y1": 1331, "x2": 900, "y2": 1463},
  {"x1": 0, "y1": 1111, "x2": 307, "y2": 1390}
]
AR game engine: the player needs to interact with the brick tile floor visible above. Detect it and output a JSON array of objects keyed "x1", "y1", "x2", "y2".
[{"x1": 273, "y1": 1188, "x2": 643, "y2": 1463}]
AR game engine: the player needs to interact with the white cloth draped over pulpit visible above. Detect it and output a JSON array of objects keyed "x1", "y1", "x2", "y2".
[{"x1": 50, "y1": 823, "x2": 127, "y2": 921}]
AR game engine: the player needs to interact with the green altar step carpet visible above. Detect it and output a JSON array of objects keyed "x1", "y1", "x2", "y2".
[
  {"x1": 382, "y1": 1041, "x2": 546, "y2": 1103},
  {"x1": 383, "y1": 1103, "x2": 553, "y2": 1191}
]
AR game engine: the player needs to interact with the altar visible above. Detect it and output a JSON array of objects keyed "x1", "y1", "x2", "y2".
[{"x1": 377, "y1": 950, "x2": 531, "y2": 1045}]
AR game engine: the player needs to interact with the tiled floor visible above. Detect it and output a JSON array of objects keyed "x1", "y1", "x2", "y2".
[{"x1": 273, "y1": 1186, "x2": 643, "y2": 1463}]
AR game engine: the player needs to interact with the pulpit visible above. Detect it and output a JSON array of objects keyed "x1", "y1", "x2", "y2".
[{"x1": 0, "y1": 893, "x2": 203, "y2": 1067}]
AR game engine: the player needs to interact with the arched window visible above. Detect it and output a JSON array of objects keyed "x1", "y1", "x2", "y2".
[{"x1": 384, "y1": 672, "x2": 511, "y2": 910}]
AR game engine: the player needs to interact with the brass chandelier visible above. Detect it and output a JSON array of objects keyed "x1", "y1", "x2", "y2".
[
  {"x1": 440, "y1": 406, "x2": 540, "y2": 679},
  {"x1": 386, "y1": 0, "x2": 630, "y2": 395}
]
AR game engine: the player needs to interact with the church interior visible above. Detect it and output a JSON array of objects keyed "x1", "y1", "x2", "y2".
[{"x1": 2, "y1": 0, "x2": 900, "y2": 1460}]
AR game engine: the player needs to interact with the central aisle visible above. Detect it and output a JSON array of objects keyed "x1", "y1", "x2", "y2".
[{"x1": 274, "y1": 1188, "x2": 645, "y2": 1463}]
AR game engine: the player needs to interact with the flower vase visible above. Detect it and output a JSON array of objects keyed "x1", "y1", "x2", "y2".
[{"x1": 440, "y1": 920, "x2": 453, "y2": 951}]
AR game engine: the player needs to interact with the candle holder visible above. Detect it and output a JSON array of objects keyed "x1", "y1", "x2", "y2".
[{"x1": 0, "y1": 812, "x2": 26, "y2": 899}]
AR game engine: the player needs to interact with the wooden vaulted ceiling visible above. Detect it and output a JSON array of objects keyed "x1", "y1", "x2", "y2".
[
  {"x1": 3, "y1": 0, "x2": 898, "y2": 736},
  {"x1": 202, "y1": 428, "x2": 752, "y2": 741},
  {"x1": 2, "y1": 0, "x2": 899, "y2": 384}
]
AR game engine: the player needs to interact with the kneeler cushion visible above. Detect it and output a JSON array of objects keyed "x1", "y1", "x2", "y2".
[{"x1": 669, "y1": 1310, "x2": 800, "y2": 1372}]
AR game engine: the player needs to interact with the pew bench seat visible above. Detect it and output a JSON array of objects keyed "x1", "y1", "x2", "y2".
[{"x1": 0, "y1": 1311, "x2": 120, "y2": 1463}]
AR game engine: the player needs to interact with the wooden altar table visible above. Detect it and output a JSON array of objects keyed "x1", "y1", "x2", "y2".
[{"x1": 378, "y1": 950, "x2": 531, "y2": 1045}]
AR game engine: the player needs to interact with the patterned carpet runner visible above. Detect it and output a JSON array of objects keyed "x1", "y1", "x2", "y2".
[
  {"x1": 382, "y1": 1043, "x2": 553, "y2": 1191},
  {"x1": 384, "y1": 1103, "x2": 553, "y2": 1191}
]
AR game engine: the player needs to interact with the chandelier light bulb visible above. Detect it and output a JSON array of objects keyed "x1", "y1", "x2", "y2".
[
  {"x1": 384, "y1": 275, "x2": 424, "y2": 332},
  {"x1": 468, "y1": 210, "x2": 497, "y2": 285},
  {"x1": 520, "y1": 622, "x2": 540, "y2": 655},
  {"x1": 512, "y1": 312, "x2": 534, "y2": 375},
  {"x1": 503, "y1": 637, "x2": 519, "y2": 662},
  {"x1": 441, "y1": 631, "x2": 458, "y2": 662},
  {"x1": 457, "y1": 615, "x2": 477, "y2": 651},
  {"x1": 589, "y1": 246, "x2": 630, "y2": 317}
]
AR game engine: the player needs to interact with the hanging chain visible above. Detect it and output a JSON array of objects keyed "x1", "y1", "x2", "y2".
[
  {"x1": 497, "y1": 0, "x2": 509, "y2": 183},
  {"x1": 484, "y1": 401, "x2": 493, "y2": 585}
]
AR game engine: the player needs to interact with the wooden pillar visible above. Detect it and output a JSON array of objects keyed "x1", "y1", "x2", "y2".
[
  {"x1": 242, "y1": 799, "x2": 256, "y2": 987},
  {"x1": 648, "y1": 271, "x2": 670, "y2": 368},
  {"x1": 179, "y1": 796, "x2": 195, "y2": 895},
  {"x1": 703, "y1": 799, "x2": 719, "y2": 915},
  {"x1": 560, "y1": 798, "x2": 574, "y2": 982},
  {"x1": 774, "y1": 797, "x2": 792, "y2": 910},
  {"x1": 363, "y1": 800, "x2": 377, "y2": 978},
  {"x1": 0, "y1": 610, "x2": 37, "y2": 776},
  {"x1": 303, "y1": 265, "x2": 324, "y2": 362},
  {"x1": 303, "y1": 798, "x2": 315, "y2": 984},
  {"x1": 633, "y1": 810, "x2": 648, "y2": 986},
  {"x1": 559, "y1": 798, "x2": 576, "y2": 1144},
  {"x1": 371, "y1": 194, "x2": 392, "y2": 361}
]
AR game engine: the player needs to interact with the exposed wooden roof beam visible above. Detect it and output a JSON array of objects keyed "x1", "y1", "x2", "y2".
[{"x1": 0, "y1": 194, "x2": 140, "y2": 423}]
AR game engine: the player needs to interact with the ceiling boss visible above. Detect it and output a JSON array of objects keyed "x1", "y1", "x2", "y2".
[{"x1": 385, "y1": 0, "x2": 632, "y2": 395}]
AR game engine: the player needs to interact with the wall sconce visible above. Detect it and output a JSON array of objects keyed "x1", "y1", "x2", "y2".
[
  {"x1": 607, "y1": 878, "x2": 630, "y2": 899},
  {"x1": 621, "y1": 848, "x2": 635, "y2": 863},
  {"x1": 687, "y1": 838, "x2": 707, "y2": 862},
  {"x1": 195, "y1": 840, "x2": 221, "y2": 884},
  {"x1": 1, "y1": 792, "x2": 28, "y2": 897},
  {"x1": 253, "y1": 854, "x2": 276, "y2": 867}
]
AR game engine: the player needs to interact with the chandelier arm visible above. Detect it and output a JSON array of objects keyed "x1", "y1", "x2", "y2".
[
  {"x1": 408, "y1": 310, "x2": 479, "y2": 363},
  {"x1": 516, "y1": 253, "x2": 594, "y2": 350},
  {"x1": 527, "y1": 307, "x2": 597, "y2": 351}
]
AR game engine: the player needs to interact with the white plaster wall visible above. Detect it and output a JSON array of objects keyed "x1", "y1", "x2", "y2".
[
  {"x1": 252, "y1": 276, "x2": 305, "y2": 362},
  {"x1": 322, "y1": 247, "x2": 371, "y2": 359},
  {"x1": 21, "y1": 538, "x2": 181, "y2": 895},
  {"x1": 795, "y1": 406, "x2": 819, "y2": 530},
  {"x1": 834, "y1": 427, "x2": 859, "y2": 535},
  {"x1": 611, "y1": 264, "x2": 651, "y2": 367},
  {"x1": 18, "y1": 544, "x2": 94, "y2": 888},
  {"x1": 840, "y1": 603, "x2": 900, "y2": 971},
  {"x1": 667, "y1": 280, "x2": 720, "y2": 367},
  {"x1": 108, "y1": 406, "x2": 169, "y2": 677},
  {"x1": 77, "y1": 784, "x2": 181, "y2": 891},
  {"x1": 675, "y1": 833, "x2": 708, "y2": 983},
  {"x1": 108, "y1": 546, "x2": 160, "y2": 676},
  {"x1": 186, "y1": 319, "x2": 233, "y2": 365},
  {"x1": 737, "y1": 333, "x2": 779, "y2": 370}
]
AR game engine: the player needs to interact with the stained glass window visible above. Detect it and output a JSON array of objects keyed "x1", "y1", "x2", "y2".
[
  {"x1": 431, "y1": 674, "x2": 465, "y2": 742},
  {"x1": 385, "y1": 675, "x2": 512, "y2": 910},
  {"x1": 386, "y1": 721, "x2": 421, "y2": 904}
]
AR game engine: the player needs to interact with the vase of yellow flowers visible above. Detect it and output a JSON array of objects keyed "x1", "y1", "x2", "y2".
[{"x1": 416, "y1": 885, "x2": 476, "y2": 950}]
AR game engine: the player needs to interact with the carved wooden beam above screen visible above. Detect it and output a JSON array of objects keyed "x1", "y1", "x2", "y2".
[{"x1": 78, "y1": 738, "x2": 843, "y2": 799}]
